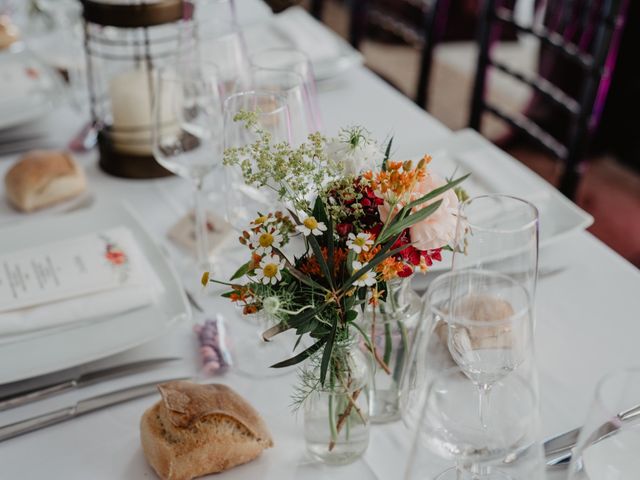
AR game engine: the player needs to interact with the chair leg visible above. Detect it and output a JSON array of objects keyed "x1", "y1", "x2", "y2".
[
  {"x1": 310, "y1": 0, "x2": 324, "y2": 19},
  {"x1": 558, "y1": 162, "x2": 583, "y2": 200}
]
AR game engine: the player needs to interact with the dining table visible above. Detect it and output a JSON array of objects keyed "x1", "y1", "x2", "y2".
[{"x1": 1, "y1": 2, "x2": 639, "y2": 479}]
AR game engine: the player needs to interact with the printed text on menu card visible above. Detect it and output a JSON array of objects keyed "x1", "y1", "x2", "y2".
[{"x1": 0, "y1": 228, "x2": 134, "y2": 313}]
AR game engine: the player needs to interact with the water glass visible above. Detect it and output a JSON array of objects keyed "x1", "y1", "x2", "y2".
[
  {"x1": 453, "y1": 195, "x2": 539, "y2": 302},
  {"x1": 568, "y1": 367, "x2": 640, "y2": 479}
]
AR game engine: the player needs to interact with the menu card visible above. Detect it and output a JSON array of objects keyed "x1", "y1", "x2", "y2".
[{"x1": 0, "y1": 227, "x2": 145, "y2": 313}]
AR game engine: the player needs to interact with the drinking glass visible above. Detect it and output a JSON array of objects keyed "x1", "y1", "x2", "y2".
[
  {"x1": 405, "y1": 366, "x2": 544, "y2": 480},
  {"x1": 151, "y1": 63, "x2": 223, "y2": 272},
  {"x1": 249, "y1": 48, "x2": 322, "y2": 132},
  {"x1": 219, "y1": 90, "x2": 293, "y2": 378},
  {"x1": 446, "y1": 269, "x2": 534, "y2": 428},
  {"x1": 222, "y1": 90, "x2": 292, "y2": 232},
  {"x1": 245, "y1": 67, "x2": 317, "y2": 145},
  {"x1": 453, "y1": 195, "x2": 539, "y2": 302},
  {"x1": 179, "y1": 3, "x2": 249, "y2": 98},
  {"x1": 568, "y1": 367, "x2": 640, "y2": 479}
]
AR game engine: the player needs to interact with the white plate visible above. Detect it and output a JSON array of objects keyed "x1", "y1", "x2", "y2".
[
  {"x1": 0, "y1": 47, "x2": 66, "y2": 131},
  {"x1": 0, "y1": 201, "x2": 190, "y2": 385},
  {"x1": 243, "y1": 7, "x2": 364, "y2": 81},
  {"x1": 416, "y1": 128, "x2": 593, "y2": 271}
]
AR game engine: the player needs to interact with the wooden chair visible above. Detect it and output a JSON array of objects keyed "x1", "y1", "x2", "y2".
[
  {"x1": 468, "y1": 0, "x2": 630, "y2": 199},
  {"x1": 348, "y1": 0, "x2": 450, "y2": 110}
]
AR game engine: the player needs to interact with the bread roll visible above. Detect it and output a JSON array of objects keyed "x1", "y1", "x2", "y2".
[
  {"x1": 0, "y1": 15, "x2": 19, "y2": 50},
  {"x1": 4, "y1": 150, "x2": 86, "y2": 212},
  {"x1": 140, "y1": 381, "x2": 273, "y2": 480}
]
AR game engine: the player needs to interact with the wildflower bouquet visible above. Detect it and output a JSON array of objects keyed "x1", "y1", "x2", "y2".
[{"x1": 205, "y1": 112, "x2": 467, "y2": 457}]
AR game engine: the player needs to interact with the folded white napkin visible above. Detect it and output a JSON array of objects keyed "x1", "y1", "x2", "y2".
[
  {"x1": 0, "y1": 227, "x2": 164, "y2": 340},
  {"x1": 271, "y1": 7, "x2": 342, "y2": 64}
]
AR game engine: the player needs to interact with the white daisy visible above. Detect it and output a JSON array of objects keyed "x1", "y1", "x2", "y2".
[
  {"x1": 249, "y1": 229, "x2": 283, "y2": 255},
  {"x1": 352, "y1": 261, "x2": 377, "y2": 287},
  {"x1": 253, "y1": 255, "x2": 285, "y2": 285},
  {"x1": 251, "y1": 215, "x2": 276, "y2": 227},
  {"x1": 346, "y1": 232, "x2": 374, "y2": 253},
  {"x1": 295, "y1": 213, "x2": 327, "y2": 237}
]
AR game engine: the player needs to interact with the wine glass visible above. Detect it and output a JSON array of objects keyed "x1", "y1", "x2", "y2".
[
  {"x1": 179, "y1": 10, "x2": 249, "y2": 99},
  {"x1": 568, "y1": 367, "x2": 640, "y2": 479},
  {"x1": 446, "y1": 269, "x2": 533, "y2": 428},
  {"x1": 249, "y1": 48, "x2": 322, "y2": 132},
  {"x1": 245, "y1": 67, "x2": 318, "y2": 145},
  {"x1": 404, "y1": 366, "x2": 544, "y2": 480},
  {"x1": 151, "y1": 62, "x2": 223, "y2": 276},
  {"x1": 453, "y1": 195, "x2": 539, "y2": 302},
  {"x1": 221, "y1": 90, "x2": 292, "y2": 232}
]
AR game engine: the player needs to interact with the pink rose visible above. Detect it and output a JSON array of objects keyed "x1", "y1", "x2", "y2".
[{"x1": 378, "y1": 173, "x2": 459, "y2": 251}]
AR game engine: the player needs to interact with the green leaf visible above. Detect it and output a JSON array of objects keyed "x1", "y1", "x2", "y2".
[
  {"x1": 308, "y1": 232, "x2": 334, "y2": 289},
  {"x1": 229, "y1": 261, "x2": 252, "y2": 281},
  {"x1": 382, "y1": 137, "x2": 393, "y2": 171},
  {"x1": 345, "y1": 310, "x2": 358, "y2": 322},
  {"x1": 271, "y1": 338, "x2": 327, "y2": 368},
  {"x1": 378, "y1": 200, "x2": 442, "y2": 243},
  {"x1": 339, "y1": 233, "x2": 407, "y2": 293},
  {"x1": 220, "y1": 291, "x2": 234, "y2": 298},
  {"x1": 320, "y1": 316, "x2": 338, "y2": 385},
  {"x1": 402, "y1": 174, "x2": 470, "y2": 213}
]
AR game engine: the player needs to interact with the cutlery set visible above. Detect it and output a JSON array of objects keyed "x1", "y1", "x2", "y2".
[{"x1": 0, "y1": 357, "x2": 184, "y2": 442}]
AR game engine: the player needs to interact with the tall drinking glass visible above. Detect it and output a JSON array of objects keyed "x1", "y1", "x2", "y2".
[
  {"x1": 568, "y1": 368, "x2": 640, "y2": 479},
  {"x1": 404, "y1": 366, "x2": 544, "y2": 480},
  {"x1": 453, "y1": 195, "x2": 539, "y2": 302},
  {"x1": 151, "y1": 63, "x2": 223, "y2": 272},
  {"x1": 249, "y1": 48, "x2": 322, "y2": 132}
]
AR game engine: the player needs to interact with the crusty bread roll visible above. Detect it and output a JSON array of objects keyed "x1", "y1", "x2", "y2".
[
  {"x1": 141, "y1": 381, "x2": 273, "y2": 480},
  {"x1": 4, "y1": 150, "x2": 86, "y2": 212},
  {"x1": 0, "y1": 15, "x2": 19, "y2": 50}
]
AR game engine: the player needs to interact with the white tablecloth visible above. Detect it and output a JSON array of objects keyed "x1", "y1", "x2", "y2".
[{"x1": 1, "y1": 3, "x2": 639, "y2": 479}]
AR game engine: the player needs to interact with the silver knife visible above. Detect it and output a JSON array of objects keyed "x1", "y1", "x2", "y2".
[
  {"x1": 0, "y1": 357, "x2": 179, "y2": 412},
  {"x1": 544, "y1": 402, "x2": 640, "y2": 466},
  {"x1": 0, "y1": 377, "x2": 188, "y2": 442}
]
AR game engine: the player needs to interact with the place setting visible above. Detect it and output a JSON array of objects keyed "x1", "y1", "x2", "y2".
[{"x1": 1, "y1": 1, "x2": 639, "y2": 480}]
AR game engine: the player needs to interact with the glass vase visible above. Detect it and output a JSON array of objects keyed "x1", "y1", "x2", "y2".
[
  {"x1": 359, "y1": 277, "x2": 421, "y2": 423},
  {"x1": 303, "y1": 348, "x2": 371, "y2": 465}
]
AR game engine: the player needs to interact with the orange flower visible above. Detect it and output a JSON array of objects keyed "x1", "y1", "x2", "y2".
[
  {"x1": 369, "y1": 155, "x2": 430, "y2": 201},
  {"x1": 376, "y1": 257, "x2": 404, "y2": 281},
  {"x1": 243, "y1": 305, "x2": 258, "y2": 315},
  {"x1": 369, "y1": 287, "x2": 385, "y2": 306}
]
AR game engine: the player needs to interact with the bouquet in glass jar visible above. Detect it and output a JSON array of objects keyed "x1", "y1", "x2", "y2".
[{"x1": 204, "y1": 112, "x2": 467, "y2": 463}]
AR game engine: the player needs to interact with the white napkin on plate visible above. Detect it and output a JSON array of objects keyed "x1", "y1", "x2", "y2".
[
  {"x1": 0, "y1": 227, "x2": 164, "y2": 340},
  {"x1": 272, "y1": 7, "x2": 342, "y2": 63}
]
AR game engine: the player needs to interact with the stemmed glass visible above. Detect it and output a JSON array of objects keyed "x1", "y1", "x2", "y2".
[
  {"x1": 249, "y1": 48, "x2": 322, "y2": 132},
  {"x1": 244, "y1": 67, "x2": 318, "y2": 145},
  {"x1": 567, "y1": 367, "x2": 640, "y2": 479},
  {"x1": 404, "y1": 366, "x2": 544, "y2": 480},
  {"x1": 179, "y1": 4, "x2": 249, "y2": 99},
  {"x1": 453, "y1": 195, "x2": 539, "y2": 302},
  {"x1": 446, "y1": 269, "x2": 533, "y2": 429},
  {"x1": 218, "y1": 90, "x2": 293, "y2": 378},
  {"x1": 151, "y1": 62, "x2": 224, "y2": 276}
]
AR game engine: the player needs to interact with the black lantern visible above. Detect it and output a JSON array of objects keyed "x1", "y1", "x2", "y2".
[{"x1": 81, "y1": 0, "x2": 187, "y2": 178}]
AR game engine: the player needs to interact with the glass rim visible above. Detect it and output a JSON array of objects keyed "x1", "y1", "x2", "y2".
[
  {"x1": 426, "y1": 269, "x2": 531, "y2": 327},
  {"x1": 223, "y1": 89, "x2": 289, "y2": 116},
  {"x1": 459, "y1": 194, "x2": 539, "y2": 234},
  {"x1": 593, "y1": 366, "x2": 640, "y2": 414}
]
